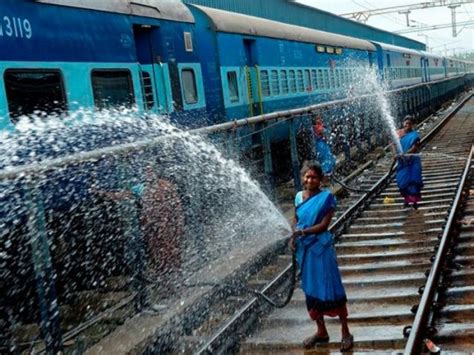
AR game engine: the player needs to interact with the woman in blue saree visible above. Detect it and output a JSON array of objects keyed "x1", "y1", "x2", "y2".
[
  {"x1": 396, "y1": 117, "x2": 423, "y2": 209},
  {"x1": 290, "y1": 162, "x2": 352, "y2": 352},
  {"x1": 313, "y1": 117, "x2": 336, "y2": 177}
]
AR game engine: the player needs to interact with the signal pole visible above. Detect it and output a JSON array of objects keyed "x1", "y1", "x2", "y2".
[{"x1": 448, "y1": 4, "x2": 461, "y2": 37}]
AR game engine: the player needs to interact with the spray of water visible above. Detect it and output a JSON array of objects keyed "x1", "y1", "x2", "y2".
[
  {"x1": 300, "y1": 63, "x2": 403, "y2": 164},
  {"x1": 348, "y1": 66, "x2": 403, "y2": 154},
  {"x1": 0, "y1": 109, "x2": 291, "y2": 350}
]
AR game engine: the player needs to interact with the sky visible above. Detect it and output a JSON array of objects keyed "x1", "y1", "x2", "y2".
[{"x1": 297, "y1": 0, "x2": 474, "y2": 56}]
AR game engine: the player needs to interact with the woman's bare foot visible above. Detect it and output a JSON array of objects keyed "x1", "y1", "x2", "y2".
[
  {"x1": 340, "y1": 334, "x2": 354, "y2": 352},
  {"x1": 303, "y1": 333, "x2": 330, "y2": 349}
]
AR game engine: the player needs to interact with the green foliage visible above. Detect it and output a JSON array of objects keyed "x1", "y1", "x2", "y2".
[{"x1": 454, "y1": 52, "x2": 474, "y2": 61}]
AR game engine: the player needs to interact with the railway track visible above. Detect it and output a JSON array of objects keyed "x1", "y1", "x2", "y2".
[
  {"x1": 276, "y1": 94, "x2": 468, "y2": 225},
  {"x1": 431, "y1": 162, "x2": 474, "y2": 351},
  {"x1": 5, "y1": 94, "x2": 471, "y2": 354},
  {"x1": 172, "y1": 93, "x2": 474, "y2": 354}
]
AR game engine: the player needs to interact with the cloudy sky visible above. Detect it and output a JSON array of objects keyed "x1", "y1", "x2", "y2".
[{"x1": 297, "y1": 0, "x2": 473, "y2": 55}]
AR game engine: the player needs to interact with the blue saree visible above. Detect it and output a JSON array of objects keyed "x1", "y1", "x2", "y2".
[
  {"x1": 396, "y1": 130, "x2": 423, "y2": 203},
  {"x1": 294, "y1": 190, "x2": 347, "y2": 315},
  {"x1": 314, "y1": 138, "x2": 336, "y2": 176}
]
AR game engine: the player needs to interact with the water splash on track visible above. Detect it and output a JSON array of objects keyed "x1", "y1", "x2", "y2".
[{"x1": 0, "y1": 109, "x2": 290, "y2": 352}]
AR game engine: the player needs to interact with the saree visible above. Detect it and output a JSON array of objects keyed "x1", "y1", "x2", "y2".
[
  {"x1": 294, "y1": 190, "x2": 347, "y2": 318},
  {"x1": 396, "y1": 130, "x2": 423, "y2": 204},
  {"x1": 314, "y1": 137, "x2": 336, "y2": 176}
]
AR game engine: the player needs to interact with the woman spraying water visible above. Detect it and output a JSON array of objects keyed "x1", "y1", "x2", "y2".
[
  {"x1": 395, "y1": 116, "x2": 424, "y2": 209},
  {"x1": 290, "y1": 162, "x2": 353, "y2": 352}
]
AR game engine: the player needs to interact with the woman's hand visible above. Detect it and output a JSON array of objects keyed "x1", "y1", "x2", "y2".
[
  {"x1": 289, "y1": 236, "x2": 296, "y2": 251},
  {"x1": 289, "y1": 230, "x2": 305, "y2": 251},
  {"x1": 291, "y1": 230, "x2": 305, "y2": 239}
]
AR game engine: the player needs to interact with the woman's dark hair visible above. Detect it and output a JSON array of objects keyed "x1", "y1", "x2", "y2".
[
  {"x1": 403, "y1": 115, "x2": 413, "y2": 124},
  {"x1": 300, "y1": 161, "x2": 323, "y2": 179}
]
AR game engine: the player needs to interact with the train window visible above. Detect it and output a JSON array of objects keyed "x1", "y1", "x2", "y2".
[
  {"x1": 335, "y1": 70, "x2": 340, "y2": 87},
  {"x1": 260, "y1": 70, "x2": 270, "y2": 97},
  {"x1": 227, "y1": 71, "x2": 239, "y2": 103},
  {"x1": 316, "y1": 45, "x2": 325, "y2": 53},
  {"x1": 323, "y1": 70, "x2": 330, "y2": 89},
  {"x1": 270, "y1": 70, "x2": 280, "y2": 95},
  {"x1": 328, "y1": 70, "x2": 335, "y2": 88},
  {"x1": 280, "y1": 70, "x2": 289, "y2": 94},
  {"x1": 317, "y1": 69, "x2": 324, "y2": 89},
  {"x1": 345, "y1": 69, "x2": 351, "y2": 84},
  {"x1": 4, "y1": 69, "x2": 67, "y2": 123},
  {"x1": 304, "y1": 70, "x2": 311, "y2": 91},
  {"x1": 288, "y1": 70, "x2": 297, "y2": 93},
  {"x1": 181, "y1": 68, "x2": 198, "y2": 104},
  {"x1": 140, "y1": 71, "x2": 154, "y2": 110},
  {"x1": 92, "y1": 70, "x2": 135, "y2": 109},
  {"x1": 311, "y1": 69, "x2": 317, "y2": 89},
  {"x1": 326, "y1": 47, "x2": 335, "y2": 54},
  {"x1": 296, "y1": 70, "x2": 304, "y2": 92},
  {"x1": 184, "y1": 32, "x2": 193, "y2": 52},
  {"x1": 335, "y1": 48, "x2": 343, "y2": 55}
]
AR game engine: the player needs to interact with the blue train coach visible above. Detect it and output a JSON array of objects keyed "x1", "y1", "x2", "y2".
[
  {"x1": 0, "y1": 1, "x2": 472, "y2": 138},
  {"x1": 0, "y1": 0, "x2": 213, "y2": 131},
  {"x1": 190, "y1": 5, "x2": 377, "y2": 122}
]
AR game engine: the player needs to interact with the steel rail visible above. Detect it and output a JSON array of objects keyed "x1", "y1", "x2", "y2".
[
  {"x1": 419, "y1": 92, "x2": 473, "y2": 146},
  {"x1": 194, "y1": 88, "x2": 473, "y2": 355},
  {"x1": 404, "y1": 144, "x2": 474, "y2": 354},
  {"x1": 0, "y1": 77, "x2": 468, "y2": 182},
  {"x1": 35, "y1": 292, "x2": 137, "y2": 354}
]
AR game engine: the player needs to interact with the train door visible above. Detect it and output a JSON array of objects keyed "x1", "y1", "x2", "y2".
[
  {"x1": 133, "y1": 25, "x2": 172, "y2": 114},
  {"x1": 368, "y1": 51, "x2": 375, "y2": 68},
  {"x1": 421, "y1": 58, "x2": 429, "y2": 82},
  {"x1": 385, "y1": 54, "x2": 391, "y2": 82},
  {"x1": 243, "y1": 39, "x2": 263, "y2": 116}
]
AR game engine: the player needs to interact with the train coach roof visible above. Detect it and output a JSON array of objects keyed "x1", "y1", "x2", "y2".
[
  {"x1": 192, "y1": 5, "x2": 376, "y2": 51},
  {"x1": 373, "y1": 42, "x2": 421, "y2": 56},
  {"x1": 34, "y1": 0, "x2": 195, "y2": 23},
  {"x1": 419, "y1": 51, "x2": 444, "y2": 60}
]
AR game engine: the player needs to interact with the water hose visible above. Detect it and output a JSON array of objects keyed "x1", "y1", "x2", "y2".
[
  {"x1": 329, "y1": 174, "x2": 372, "y2": 194},
  {"x1": 186, "y1": 245, "x2": 297, "y2": 309},
  {"x1": 330, "y1": 156, "x2": 398, "y2": 194}
]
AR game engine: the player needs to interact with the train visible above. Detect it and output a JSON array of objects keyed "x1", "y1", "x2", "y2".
[{"x1": 0, "y1": 0, "x2": 472, "y2": 134}]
